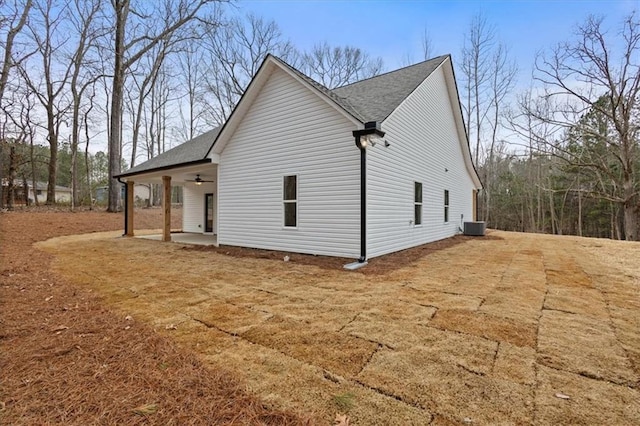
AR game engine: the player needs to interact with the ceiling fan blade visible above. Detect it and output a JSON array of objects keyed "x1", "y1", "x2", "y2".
[{"x1": 185, "y1": 174, "x2": 214, "y2": 183}]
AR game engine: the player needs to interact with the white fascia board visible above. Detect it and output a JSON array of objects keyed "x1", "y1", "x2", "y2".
[{"x1": 441, "y1": 59, "x2": 483, "y2": 189}]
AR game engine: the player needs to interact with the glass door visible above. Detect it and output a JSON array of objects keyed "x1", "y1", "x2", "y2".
[{"x1": 205, "y1": 193, "x2": 214, "y2": 233}]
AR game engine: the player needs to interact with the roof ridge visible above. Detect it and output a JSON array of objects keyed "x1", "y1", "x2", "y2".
[{"x1": 335, "y1": 54, "x2": 450, "y2": 90}]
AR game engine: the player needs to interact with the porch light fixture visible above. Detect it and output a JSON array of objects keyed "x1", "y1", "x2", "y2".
[
  {"x1": 354, "y1": 122, "x2": 385, "y2": 149},
  {"x1": 352, "y1": 122, "x2": 385, "y2": 264}
]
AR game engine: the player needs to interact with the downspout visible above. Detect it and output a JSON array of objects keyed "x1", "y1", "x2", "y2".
[
  {"x1": 359, "y1": 146, "x2": 366, "y2": 262},
  {"x1": 352, "y1": 122, "x2": 385, "y2": 264},
  {"x1": 117, "y1": 176, "x2": 127, "y2": 236}
]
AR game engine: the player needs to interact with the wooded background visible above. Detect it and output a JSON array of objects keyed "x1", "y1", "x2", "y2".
[{"x1": 1, "y1": 0, "x2": 638, "y2": 240}]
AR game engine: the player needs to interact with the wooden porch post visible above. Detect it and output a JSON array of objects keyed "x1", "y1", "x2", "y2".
[
  {"x1": 162, "y1": 175, "x2": 171, "y2": 242},
  {"x1": 126, "y1": 180, "x2": 134, "y2": 236}
]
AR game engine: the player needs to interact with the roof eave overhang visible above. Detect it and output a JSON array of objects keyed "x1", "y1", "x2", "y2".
[
  {"x1": 115, "y1": 158, "x2": 212, "y2": 180},
  {"x1": 442, "y1": 56, "x2": 483, "y2": 189}
]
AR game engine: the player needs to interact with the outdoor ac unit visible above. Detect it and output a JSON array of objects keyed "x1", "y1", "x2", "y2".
[{"x1": 463, "y1": 221, "x2": 486, "y2": 236}]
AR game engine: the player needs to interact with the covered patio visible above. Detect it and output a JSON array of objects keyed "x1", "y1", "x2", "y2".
[
  {"x1": 115, "y1": 128, "x2": 221, "y2": 243},
  {"x1": 137, "y1": 232, "x2": 217, "y2": 246}
]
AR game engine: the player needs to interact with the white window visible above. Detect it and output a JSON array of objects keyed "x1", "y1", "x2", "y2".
[
  {"x1": 414, "y1": 182, "x2": 422, "y2": 225},
  {"x1": 283, "y1": 175, "x2": 297, "y2": 227},
  {"x1": 444, "y1": 190, "x2": 450, "y2": 222}
]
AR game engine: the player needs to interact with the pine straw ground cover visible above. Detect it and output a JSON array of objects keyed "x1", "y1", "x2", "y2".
[
  {"x1": 0, "y1": 208, "x2": 311, "y2": 425},
  {"x1": 26, "y1": 217, "x2": 640, "y2": 425}
]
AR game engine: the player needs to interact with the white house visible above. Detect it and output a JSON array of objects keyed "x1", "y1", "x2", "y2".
[
  {"x1": 1, "y1": 180, "x2": 71, "y2": 205},
  {"x1": 116, "y1": 54, "x2": 482, "y2": 263},
  {"x1": 96, "y1": 183, "x2": 151, "y2": 205}
]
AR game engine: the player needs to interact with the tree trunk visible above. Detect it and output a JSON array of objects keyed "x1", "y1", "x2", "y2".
[
  {"x1": 548, "y1": 188, "x2": 557, "y2": 235},
  {"x1": 45, "y1": 108, "x2": 57, "y2": 205},
  {"x1": 30, "y1": 130, "x2": 38, "y2": 206},
  {"x1": 21, "y1": 175, "x2": 28, "y2": 205},
  {"x1": 71, "y1": 99, "x2": 80, "y2": 209},
  {"x1": 577, "y1": 176, "x2": 582, "y2": 237},
  {"x1": 623, "y1": 200, "x2": 638, "y2": 241},
  {"x1": 7, "y1": 146, "x2": 16, "y2": 210},
  {"x1": 0, "y1": 140, "x2": 4, "y2": 208},
  {"x1": 108, "y1": 0, "x2": 128, "y2": 212},
  {"x1": 84, "y1": 104, "x2": 93, "y2": 210}
]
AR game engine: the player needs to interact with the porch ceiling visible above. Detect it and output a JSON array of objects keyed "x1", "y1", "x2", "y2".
[{"x1": 120, "y1": 163, "x2": 218, "y2": 185}]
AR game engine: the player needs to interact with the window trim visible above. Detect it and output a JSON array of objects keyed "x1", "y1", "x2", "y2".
[
  {"x1": 283, "y1": 174, "x2": 298, "y2": 228},
  {"x1": 444, "y1": 189, "x2": 450, "y2": 223},
  {"x1": 414, "y1": 181, "x2": 423, "y2": 226}
]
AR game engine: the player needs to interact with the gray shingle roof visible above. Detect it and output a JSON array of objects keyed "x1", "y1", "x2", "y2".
[
  {"x1": 332, "y1": 55, "x2": 448, "y2": 122},
  {"x1": 119, "y1": 55, "x2": 448, "y2": 177},
  {"x1": 118, "y1": 127, "x2": 220, "y2": 177}
]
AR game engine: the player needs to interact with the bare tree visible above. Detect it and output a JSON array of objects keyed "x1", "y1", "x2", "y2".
[
  {"x1": 300, "y1": 42, "x2": 383, "y2": 89},
  {"x1": 421, "y1": 28, "x2": 434, "y2": 60},
  {"x1": 460, "y1": 13, "x2": 496, "y2": 167},
  {"x1": 1, "y1": 87, "x2": 36, "y2": 208},
  {"x1": 484, "y1": 43, "x2": 517, "y2": 222},
  {"x1": 174, "y1": 41, "x2": 205, "y2": 141},
  {"x1": 0, "y1": 0, "x2": 33, "y2": 207},
  {"x1": 199, "y1": 13, "x2": 296, "y2": 125},
  {"x1": 532, "y1": 13, "x2": 640, "y2": 240},
  {"x1": 83, "y1": 86, "x2": 96, "y2": 208},
  {"x1": 67, "y1": 0, "x2": 104, "y2": 209},
  {"x1": 18, "y1": 0, "x2": 74, "y2": 204},
  {"x1": 107, "y1": 0, "x2": 222, "y2": 212},
  {"x1": 126, "y1": 38, "x2": 174, "y2": 168},
  {"x1": 0, "y1": 0, "x2": 32, "y2": 103},
  {"x1": 460, "y1": 13, "x2": 517, "y2": 224},
  {"x1": 507, "y1": 89, "x2": 562, "y2": 233},
  {"x1": 400, "y1": 28, "x2": 435, "y2": 67}
]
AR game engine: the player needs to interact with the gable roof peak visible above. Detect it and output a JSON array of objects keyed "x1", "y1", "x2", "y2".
[
  {"x1": 331, "y1": 54, "x2": 450, "y2": 123},
  {"x1": 267, "y1": 53, "x2": 450, "y2": 124},
  {"x1": 336, "y1": 54, "x2": 450, "y2": 90}
]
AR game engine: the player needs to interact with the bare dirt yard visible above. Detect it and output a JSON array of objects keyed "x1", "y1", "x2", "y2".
[{"x1": 2, "y1": 209, "x2": 640, "y2": 425}]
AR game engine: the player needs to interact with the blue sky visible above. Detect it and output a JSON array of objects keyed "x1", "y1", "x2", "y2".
[{"x1": 238, "y1": 0, "x2": 638, "y2": 79}]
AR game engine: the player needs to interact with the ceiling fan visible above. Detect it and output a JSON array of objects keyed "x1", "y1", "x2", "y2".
[{"x1": 186, "y1": 174, "x2": 214, "y2": 185}]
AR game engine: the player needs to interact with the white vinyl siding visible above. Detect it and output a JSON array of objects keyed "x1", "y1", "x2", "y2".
[
  {"x1": 218, "y1": 67, "x2": 361, "y2": 257},
  {"x1": 183, "y1": 181, "x2": 216, "y2": 233},
  {"x1": 367, "y1": 65, "x2": 476, "y2": 258}
]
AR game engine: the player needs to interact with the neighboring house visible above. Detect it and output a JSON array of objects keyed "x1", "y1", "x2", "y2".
[
  {"x1": 1, "y1": 180, "x2": 71, "y2": 205},
  {"x1": 116, "y1": 54, "x2": 482, "y2": 263},
  {"x1": 96, "y1": 183, "x2": 151, "y2": 205}
]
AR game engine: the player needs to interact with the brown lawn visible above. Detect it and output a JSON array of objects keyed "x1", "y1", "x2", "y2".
[
  {"x1": 0, "y1": 208, "x2": 310, "y2": 425},
  {"x1": 3, "y1": 209, "x2": 640, "y2": 425}
]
